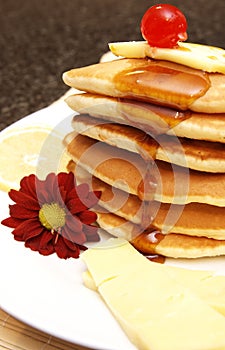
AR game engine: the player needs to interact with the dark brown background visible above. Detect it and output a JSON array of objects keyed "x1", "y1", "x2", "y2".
[{"x1": 1, "y1": 0, "x2": 225, "y2": 130}]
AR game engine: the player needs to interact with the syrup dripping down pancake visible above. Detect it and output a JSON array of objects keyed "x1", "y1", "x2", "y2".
[
  {"x1": 96, "y1": 210, "x2": 225, "y2": 259},
  {"x1": 63, "y1": 58, "x2": 225, "y2": 113},
  {"x1": 65, "y1": 93, "x2": 225, "y2": 143}
]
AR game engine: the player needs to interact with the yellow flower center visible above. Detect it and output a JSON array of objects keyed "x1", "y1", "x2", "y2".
[{"x1": 39, "y1": 202, "x2": 66, "y2": 232}]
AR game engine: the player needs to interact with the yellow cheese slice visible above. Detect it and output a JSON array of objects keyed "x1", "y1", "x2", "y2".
[
  {"x1": 83, "y1": 268, "x2": 225, "y2": 317},
  {"x1": 82, "y1": 238, "x2": 225, "y2": 350},
  {"x1": 82, "y1": 238, "x2": 137, "y2": 287},
  {"x1": 82, "y1": 270, "x2": 98, "y2": 291},
  {"x1": 109, "y1": 41, "x2": 225, "y2": 73},
  {"x1": 194, "y1": 275, "x2": 225, "y2": 316}
]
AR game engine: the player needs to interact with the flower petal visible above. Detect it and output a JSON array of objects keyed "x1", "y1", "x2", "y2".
[
  {"x1": 63, "y1": 226, "x2": 87, "y2": 245},
  {"x1": 65, "y1": 215, "x2": 83, "y2": 233},
  {"x1": 42, "y1": 173, "x2": 56, "y2": 202},
  {"x1": 76, "y1": 183, "x2": 90, "y2": 199},
  {"x1": 37, "y1": 188, "x2": 50, "y2": 205},
  {"x1": 9, "y1": 204, "x2": 38, "y2": 219},
  {"x1": 39, "y1": 230, "x2": 54, "y2": 246},
  {"x1": 65, "y1": 188, "x2": 78, "y2": 204},
  {"x1": 38, "y1": 244, "x2": 55, "y2": 256},
  {"x1": 54, "y1": 235, "x2": 71, "y2": 259},
  {"x1": 54, "y1": 186, "x2": 68, "y2": 208},
  {"x1": 9, "y1": 189, "x2": 40, "y2": 210},
  {"x1": 78, "y1": 210, "x2": 97, "y2": 224},
  {"x1": 58, "y1": 172, "x2": 76, "y2": 192},
  {"x1": 62, "y1": 236, "x2": 79, "y2": 250},
  {"x1": 36, "y1": 173, "x2": 58, "y2": 204},
  {"x1": 67, "y1": 197, "x2": 88, "y2": 214},
  {"x1": 84, "y1": 191, "x2": 102, "y2": 208},
  {"x1": 12, "y1": 218, "x2": 43, "y2": 241},
  {"x1": 62, "y1": 237, "x2": 81, "y2": 258},
  {"x1": 83, "y1": 224, "x2": 100, "y2": 242},
  {"x1": 1, "y1": 216, "x2": 23, "y2": 228},
  {"x1": 25, "y1": 234, "x2": 54, "y2": 256},
  {"x1": 20, "y1": 174, "x2": 38, "y2": 198}
]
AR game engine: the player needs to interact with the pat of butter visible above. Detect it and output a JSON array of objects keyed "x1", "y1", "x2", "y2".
[
  {"x1": 82, "y1": 238, "x2": 225, "y2": 350},
  {"x1": 109, "y1": 41, "x2": 225, "y2": 73}
]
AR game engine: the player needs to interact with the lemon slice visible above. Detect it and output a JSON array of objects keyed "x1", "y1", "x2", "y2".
[{"x1": 0, "y1": 126, "x2": 70, "y2": 192}]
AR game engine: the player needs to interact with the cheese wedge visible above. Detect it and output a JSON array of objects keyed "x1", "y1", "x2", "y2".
[
  {"x1": 82, "y1": 240, "x2": 225, "y2": 315},
  {"x1": 83, "y1": 270, "x2": 98, "y2": 291},
  {"x1": 82, "y1": 238, "x2": 225, "y2": 350},
  {"x1": 109, "y1": 41, "x2": 225, "y2": 73},
  {"x1": 83, "y1": 268, "x2": 225, "y2": 316}
]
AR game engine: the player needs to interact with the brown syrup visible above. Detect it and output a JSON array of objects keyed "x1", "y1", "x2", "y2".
[
  {"x1": 137, "y1": 160, "x2": 158, "y2": 201},
  {"x1": 131, "y1": 227, "x2": 166, "y2": 264},
  {"x1": 136, "y1": 135, "x2": 159, "y2": 161},
  {"x1": 145, "y1": 254, "x2": 165, "y2": 264},
  {"x1": 117, "y1": 99, "x2": 192, "y2": 135},
  {"x1": 114, "y1": 59, "x2": 210, "y2": 111}
]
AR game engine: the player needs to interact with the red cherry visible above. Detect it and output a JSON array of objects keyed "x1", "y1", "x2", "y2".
[{"x1": 141, "y1": 4, "x2": 188, "y2": 48}]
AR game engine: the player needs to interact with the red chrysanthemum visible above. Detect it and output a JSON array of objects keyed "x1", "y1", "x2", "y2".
[{"x1": 1, "y1": 172, "x2": 101, "y2": 259}]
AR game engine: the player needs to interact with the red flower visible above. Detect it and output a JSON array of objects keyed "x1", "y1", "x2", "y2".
[{"x1": 1, "y1": 172, "x2": 101, "y2": 259}]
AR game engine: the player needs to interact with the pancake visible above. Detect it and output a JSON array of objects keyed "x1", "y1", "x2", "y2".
[
  {"x1": 69, "y1": 161, "x2": 225, "y2": 240},
  {"x1": 70, "y1": 160, "x2": 142, "y2": 225},
  {"x1": 65, "y1": 93, "x2": 225, "y2": 143},
  {"x1": 64, "y1": 133, "x2": 225, "y2": 206},
  {"x1": 96, "y1": 210, "x2": 225, "y2": 259},
  {"x1": 62, "y1": 58, "x2": 225, "y2": 113},
  {"x1": 71, "y1": 113, "x2": 225, "y2": 173}
]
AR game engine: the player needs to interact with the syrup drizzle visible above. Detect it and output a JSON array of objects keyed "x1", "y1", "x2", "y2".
[
  {"x1": 145, "y1": 254, "x2": 165, "y2": 264},
  {"x1": 117, "y1": 99, "x2": 192, "y2": 135},
  {"x1": 131, "y1": 227, "x2": 166, "y2": 264},
  {"x1": 114, "y1": 59, "x2": 210, "y2": 111}
]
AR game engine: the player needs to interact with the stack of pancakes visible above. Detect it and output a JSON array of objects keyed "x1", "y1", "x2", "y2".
[{"x1": 62, "y1": 55, "x2": 225, "y2": 259}]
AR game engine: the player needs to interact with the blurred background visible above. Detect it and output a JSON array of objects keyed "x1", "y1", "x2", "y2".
[{"x1": 1, "y1": 0, "x2": 225, "y2": 129}]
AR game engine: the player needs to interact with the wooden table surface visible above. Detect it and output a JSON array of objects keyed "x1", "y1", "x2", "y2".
[{"x1": 0, "y1": 308, "x2": 91, "y2": 350}]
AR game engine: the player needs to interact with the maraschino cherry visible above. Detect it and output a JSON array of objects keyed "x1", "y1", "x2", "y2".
[{"x1": 141, "y1": 4, "x2": 188, "y2": 48}]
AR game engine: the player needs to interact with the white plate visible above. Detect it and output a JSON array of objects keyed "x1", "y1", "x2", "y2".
[{"x1": 1, "y1": 102, "x2": 225, "y2": 350}]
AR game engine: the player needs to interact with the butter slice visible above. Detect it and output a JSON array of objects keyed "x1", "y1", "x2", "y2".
[
  {"x1": 82, "y1": 239, "x2": 225, "y2": 350},
  {"x1": 109, "y1": 41, "x2": 225, "y2": 73}
]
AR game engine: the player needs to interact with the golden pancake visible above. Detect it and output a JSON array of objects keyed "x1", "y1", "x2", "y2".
[
  {"x1": 65, "y1": 93, "x2": 225, "y2": 143},
  {"x1": 71, "y1": 114, "x2": 225, "y2": 172},
  {"x1": 64, "y1": 133, "x2": 225, "y2": 206},
  {"x1": 96, "y1": 210, "x2": 225, "y2": 259},
  {"x1": 62, "y1": 58, "x2": 225, "y2": 113},
  {"x1": 69, "y1": 161, "x2": 225, "y2": 240}
]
